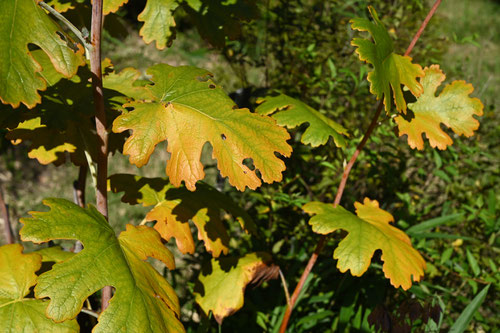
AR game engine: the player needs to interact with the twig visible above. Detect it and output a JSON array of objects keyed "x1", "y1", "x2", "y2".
[
  {"x1": 89, "y1": 0, "x2": 111, "y2": 311},
  {"x1": 73, "y1": 165, "x2": 87, "y2": 208},
  {"x1": 73, "y1": 166, "x2": 87, "y2": 253},
  {"x1": 80, "y1": 308, "x2": 100, "y2": 319},
  {"x1": 278, "y1": 2, "x2": 442, "y2": 331},
  {"x1": 38, "y1": 1, "x2": 92, "y2": 57},
  {"x1": 0, "y1": 188, "x2": 14, "y2": 244},
  {"x1": 279, "y1": 268, "x2": 291, "y2": 307}
]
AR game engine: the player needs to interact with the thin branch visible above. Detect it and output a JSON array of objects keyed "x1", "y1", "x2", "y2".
[
  {"x1": 80, "y1": 308, "x2": 100, "y2": 319},
  {"x1": 90, "y1": 0, "x2": 111, "y2": 311},
  {"x1": 73, "y1": 165, "x2": 87, "y2": 208},
  {"x1": 279, "y1": 269, "x2": 291, "y2": 307},
  {"x1": 0, "y1": 188, "x2": 14, "y2": 244},
  {"x1": 278, "y1": 1, "x2": 442, "y2": 331},
  {"x1": 38, "y1": 1, "x2": 92, "y2": 56}
]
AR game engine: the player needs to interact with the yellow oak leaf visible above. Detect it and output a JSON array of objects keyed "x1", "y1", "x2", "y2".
[
  {"x1": 304, "y1": 198, "x2": 425, "y2": 290},
  {"x1": 395, "y1": 65, "x2": 484, "y2": 150},
  {"x1": 112, "y1": 64, "x2": 292, "y2": 191}
]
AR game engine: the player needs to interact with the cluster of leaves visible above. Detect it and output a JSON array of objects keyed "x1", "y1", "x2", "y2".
[{"x1": 0, "y1": 0, "x2": 494, "y2": 332}]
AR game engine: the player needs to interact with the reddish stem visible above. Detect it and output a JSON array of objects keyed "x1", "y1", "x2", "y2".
[
  {"x1": 278, "y1": 1, "x2": 442, "y2": 331},
  {"x1": 0, "y1": 188, "x2": 14, "y2": 244},
  {"x1": 90, "y1": 0, "x2": 111, "y2": 310}
]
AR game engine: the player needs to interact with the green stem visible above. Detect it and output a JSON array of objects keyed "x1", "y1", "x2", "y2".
[{"x1": 38, "y1": 1, "x2": 92, "y2": 57}]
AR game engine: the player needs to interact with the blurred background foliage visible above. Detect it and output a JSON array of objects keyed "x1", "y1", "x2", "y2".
[{"x1": 0, "y1": 0, "x2": 498, "y2": 332}]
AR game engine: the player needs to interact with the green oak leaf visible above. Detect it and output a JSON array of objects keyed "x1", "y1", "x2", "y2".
[
  {"x1": 256, "y1": 94, "x2": 348, "y2": 147},
  {"x1": 138, "y1": 0, "x2": 178, "y2": 49},
  {"x1": 0, "y1": 0, "x2": 84, "y2": 108},
  {"x1": 351, "y1": 6, "x2": 424, "y2": 113},
  {"x1": 194, "y1": 252, "x2": 279, "y2": 324},
  {"x1": 304, "y1": 198, "x2": 425, "y2": 290},
  {"x1": 109, "y1": 174, "x2": 256, "y2": 256},
  {"x1": 112, "y1": 64, "x2": 292, "y2": 191},
  {"x1": 36, "y1": 245, "x2": 75, "y2": 263},
  {"x1": 20, "y1": 199, "x2": 184, "y2": 333},
  {"x1": 0, "y1": 244, "x2": 79, "y2": 332},
  {"x1": 395, "y1": 65, "x2": 484, "y2": 150}
]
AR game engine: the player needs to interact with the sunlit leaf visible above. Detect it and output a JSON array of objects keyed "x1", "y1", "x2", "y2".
[
  {"x1": 395, "y1": 65, "x2": 483, "y2": 150},
  {"x1": 138, "y1": 0, "x2": 178, "y2": 49},
  {"x1": 351, "y1": 6, "x2": 423, "y2": 113},
  {"x1": 194, "y1": 252, "x2": 279, "y2": 324},
  {"x1": 256, "y1": 94, "x2": 348, "y2": 147},
  {"x1": 0, "y1": 244, "x2": 79, "y2": 332},
  {"x1": 109, "y1": 174, "x2": 256, "y2": 256},
  {"x1": 304, "y1": 198, "x2": 425, "y2": 290},
  {"x1": 0, "y1": 0, "x2": 84, "y2": 108},
  {"x1": 20, "y1": 199, "x2": 184, "y2": 333},
  {"x1": 112, "y1": 64, "x2": 291, "y2": 191}
]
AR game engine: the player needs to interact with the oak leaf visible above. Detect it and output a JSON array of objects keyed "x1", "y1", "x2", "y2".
[
  {"x1": 112, "y1": 64, "x2": 292, "y2": 191},
  {"x1": 20, "y1": 199, "x2": 184, "y2": 333},
  {"x1": 304, "y1": 198, "x2": 425, "y2": 290},
  {"x1": 109, "y1": 174, "x2": 256, "y2": 256},
  {"x1": 0, "y1": 0, "x2": 84, "y2": 108},
  {"x1": 194, "y1": 252, "x2": 279, "y2": 324},
  {"x1": 0, "y1": 244, "x2": 79, "y2": 332},
  {"x1": 395, "y1": 65, "x2": 484, "y2": 150},
  {"x1": 256, "y1": 94, "x2": 348, "y2": 147},
  {"x1": 351, "y1": 7, "x2": 424, "y2": 113}
]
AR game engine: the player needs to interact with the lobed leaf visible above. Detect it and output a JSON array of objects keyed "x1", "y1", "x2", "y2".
[
  {"x1": 20, "y1": 199, "x2": 184, "y2": 333},
  {"x1": 0, "y1": 244, "x2": 79, "y2": 332},
  {"x1": 395, "y1": 65, "x2": 484, "y2": 150},
  {"x1": 109, "y1": 174, "x2": 256, "y2": 256},
  {"x1": 351, "y1": 6, "x2": 424, "y2": 113},
  {"x1": 194, "y1": 252, "x2": 279, "y2": 324},
  {"x1": 0, "y1": 0, "x2": 84, "y2": 108},
  {"x1": 256, "y1": 94, "x2": 348, "y2": 147},
  {"x1": 112, "y1": 64, "x2": 292, "y2": 191},
  {"x1": 138, "y1": 0, "x2": 178, "y2": 49},
  {"x1": 304, "y1": 198, "x2": 425, "y2": 290}
]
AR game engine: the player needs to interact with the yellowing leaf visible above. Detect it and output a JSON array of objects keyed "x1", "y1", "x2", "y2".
[
  {"x1": 256, "y1": 94, "x2": 348, "y2": 147},
  {"x1": 109, "y1": 174, "x2": 256, "y2": 257},
  {"x1": 103, "y1": 0, "x2": 129, "y2": 15},
  {"x1": 194, "y1": 252, "x2": 279, "y2": 324},
  {"x1": 45, "y1": 0, "x2": 74, "y2": 13},
  {"x1": 395, "y1": 65, "x2": 484, "y2": 150},
  {"x1": 112, "y1": 64, "x2": 292, "y2": 191},
  {"x1": 0, "y1": 0, "x2": 84, "y2": 108},
  {"x1": 0, "y1": 244, "x2": 79, "y2": 332},
  {"x1": 138, "y1": 0, "x2": 178, "y2": 49},
  {"x1": 20, "y1": 199, "x2": 184, "y2": 333},
  {"x1": 351, "y1": 7, "x2": 424, "y2": 113},
  {"x1": 304, "y1": 198, "x2": 425, "y2": 290}
]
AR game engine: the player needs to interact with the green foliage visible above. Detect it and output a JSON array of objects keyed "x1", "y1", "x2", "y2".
[
  {"x1": 0, "y1": 0, "x2": 84, "y2": 108},
  {"x1": 20, "y1": 199, "x2": 183, "y2": 332},
  {"x1": 0, "y1": 0, "x2": 497, "y2": 332}
]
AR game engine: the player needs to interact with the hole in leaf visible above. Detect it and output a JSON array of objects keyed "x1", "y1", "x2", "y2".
[
  {"x1": 209, "y1": 84, "x2": 216, "y2": 89},
  {"x1": 242, "y1": 158, "x2": 255, "y2": 171},
  {"x1": 221, "y1": 134, "x2": 226, "y2": 140}
]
